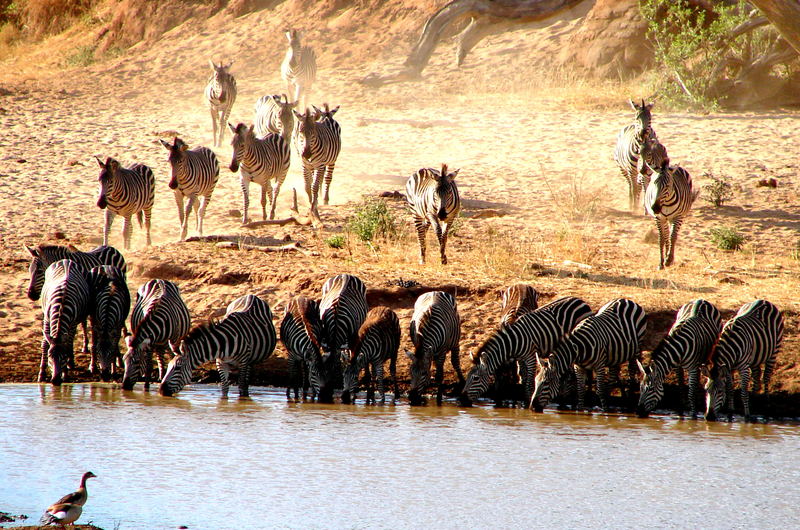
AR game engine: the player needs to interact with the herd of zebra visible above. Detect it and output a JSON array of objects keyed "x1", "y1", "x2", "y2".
[{"x1": 25, "y1": 241, "x2": 784, "y2": 422}]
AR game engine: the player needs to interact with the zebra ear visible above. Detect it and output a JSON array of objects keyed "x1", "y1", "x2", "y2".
[
  {"x1": 449, "y1": 168, "x2": 460, "y2": 179},
  {"x1": 629, "y1": 98, "x2": 637, "y2": 110},
  {"x1": 94, "y1": 156, "x2": 105, "y2": 168},
  {"x1": 225, "y1": 60, "x2": 234, "y2": 69},
  {"x1": 159, "y1": 139, "x2": 171, "y2": 150},
  {"x1": 208, "y1": 59, "x2": 216, "y2": 69},
  {"x1": 228, "y1": 122, "x2": 237, "y2": 134},
  {"x1": 636, "y1": 359, "x2": 646, "y2": 376},
  {"x1": 25, "y1": 245, "x2": 39, "y2": 258},
  {"x1": 272, "y1": 94, "x2": 282, "y2": 103},
  {"x1": 248, "y1": 123, "x2": 255, "y2": 135},
  {"x1": 535, "y1": 351, "x2": 542, "y2": 367},
  {"x1": 107, "y1": 158, "x2": 119, "y2": 172},
  {"x1": 329, "y1": 105, "x2": 340, "y2": 115}
]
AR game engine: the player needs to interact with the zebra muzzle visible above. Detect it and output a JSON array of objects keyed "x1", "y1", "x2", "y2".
[{"x1": 97, "y1": 195, "x2": 107, "y2": 209}]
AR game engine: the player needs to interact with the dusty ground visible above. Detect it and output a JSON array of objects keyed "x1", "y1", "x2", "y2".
[{"x1": 0, "y1": 1, "x2": 798, "y2": 414}]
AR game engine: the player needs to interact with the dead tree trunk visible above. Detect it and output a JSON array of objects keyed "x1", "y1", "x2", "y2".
[{"x1": 749, "y1": 1, "x2": 800, "y2": 54}]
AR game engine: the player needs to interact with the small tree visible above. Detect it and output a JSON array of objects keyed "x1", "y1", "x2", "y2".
[{"x1": 702, "y1": 172, "x2": 734, "y2": 207}]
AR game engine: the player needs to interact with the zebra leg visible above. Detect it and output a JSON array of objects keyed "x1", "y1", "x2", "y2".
[
  {"x1": 725, "y1": 374, "x2": 734, "y2": 421},
  {"x1": 666, "y1": 219, "x2": 683, "y2": 267},
  {"x1": 311, "y1": 168, "x2": 323, "y2": 211},
  {"x1": 302, "y1": 163, "x2": 314, "y2": 208},
  {"x1": 687, "y1": 367, "x2": 699, "y2": 419},
  {"x1": 323, "y1": 164, "x2": 335, "y2": 206},
  {"x1": 197, "y1": 196, "x2": 211, "y2": 237},
  {"x1": 390, "y1": 355, "x2": 398, "y2": 404},
  {"x1": 239, "y1": 363, "x2": 252, "y2": 398},
  {"x1": 676, "y1": 366, "x2": 686, "y2": 416},
  {"x1": 287, "y1": 356, "x2": 299, "y2": 400},
  {"x1": 596, "y1": 367, "x2": 610, "y2": 412},
  {"x1": 270, "y1": 177, "x2": 283, "y2": 220},
  {"x1": 39, "y1": 338, "x2": 49, "y2": 383},
  {"x1": 217, "y1": 359, "x2": 230, "y2": 398},
  {"x1": 435, "y1": 357, "x2": 446, "y2": 405},
  {"x1": 575, "y1": 366, "x2": 588, "y2": 411},
  {"x1": 750, "y1": 365, "x2": 762, "y2": 394},
  {"x1": 122, "y1": 215, "x2": 133, "y2": 250},
  {"x1": 210, "y1": 108, "x2": 219, "y2": 147},
  {"x1": 655, "y1": 217, "x2": 668, "y2": 270},
  {"x1": 375, "y1": 361, "x2": 385, "y2": 405},
  {"x1": 413, "y1": 216, "x2": 428, "y2": 264},
  {"x1": 739, "y1": 367, "x2": 752, "y2": 421},
  {"x1": 437, "y1": 222, "x2": 451, "y2": 265},
  {"x1": 143, "y1": 207, "x2": 152, "y2": 246},
  {"x1": 302, "y1": 360, "x2": 310, "y2": 401},
  {"x1": 80, "y1": 319, "x2": 90, "y2": 356},
  {"x1": 520, "y1": 355, "x2": 535, "y2": 409},
  {"x1": 173, "y1": 190, "x2": 185, "y2": 233},
  {"x1": 103, "y1": 209, "x2": 116, "y2": 247},
  {"x1": 261, "y1": 181, "x2": 269, "y2": 221},
  {"x1": 451, "y1": 345, "x2": 465, "y2": 386},
  {"x1": 240, "y1": 173, "x2": 251, "y2": 225}
]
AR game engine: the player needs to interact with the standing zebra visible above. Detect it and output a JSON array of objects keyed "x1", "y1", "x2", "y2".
[
  {"x1": 636, "y1": 299, "x2": 721, "y2": 418},
  {"x1": 292, "y1": 107, "x2": 341, "y2": 211},
  {"x1": 341, "y1": 306, "x2": 401, "y2": 405},
  {"x1": 254, "y1": 94, "x2": 296, "y2": 140},
  {"x1": 637, "y1": 131, "x2": 669, "y2": 198},
  {"x1": 86, "y1": 265, "x2": 130, "y2": 382},
  {"x1": 228, "y1": 122, "x2": 290, "y2": 223},
  {"x1": 614, "y1": 99, "x2": 657, "y2": 211},
  {"x1": 161, "y1": 295, "x2": 277, "y2": 398},
  {"x1": 281, "y1": 29, "x2": 317, "y2": 110},
  {"x1": 532, "y1": 298, "x2": 646, "y2": 412},
  {"x1": 499, "y1": 283, "x2": 539, "y2": 327},
  {"x1": 95, "y1": 156, "x2": 155, "y2": 249},
  {"x1": 705, "y1": 300, "x2": 783, "y2": 422},
  {"x1": 405, "y1": 164, "x2": 461, "y2": 265},
  {"x1": 123, "y1": 279, "x2": 191, "y2": 391},
  {"x1": 406, "y1": 291, "x2": 464, "y2": 405},
  {"x1": 160, "y1": 137, "x2": 219, "y2": 241},
  {"x1": 280, "y1": 295, "x2": 323, "y2": 401},
  {"x1": 205, "y1": 59, "x2": 237, "y2": 147},
  {"x1": 39, "y1": 260, "x2": 91, "y2": 385},
  {"x1": 459, "y1": 297, "x2": 592, "y2": 407},
  {"x1": 644, "y1": 160, "x2": 696, "y2": 269}
]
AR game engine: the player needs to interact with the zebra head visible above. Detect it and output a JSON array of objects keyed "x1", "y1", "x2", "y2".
[
  {"x1": 629, "y1": 98, "x2": 654, "y2": 132},
  {"x1": 160, "y1": 137, "x2": 189, "y2": 189},
  {"x1": 704, "y1": 363, "x2": 730, "y2": 421},
  {"x1": 340, "y1": 348, "x2": 360, "y2": 404},
  {"x1": 636, "y1": 359, "x2": 664, "y2": 418},
  {"x1": 208, "y1": 59, "x2": 234, "y2": 86},
  {"x1": 227, "y1": 122, "x2": 253, "y2": 173},
  {"x1": 292, "y1": 109, "x2": 317, "y2": 159},
  {"x1": 406, "y1": 348, "x2": 431, "y2": 406},
  {"x1": 434, "y1": 164, "x2": 459, "y2": 221},
  {"x1": 531, "y1": 351, "x2": 567, "y2": 412},
  {"x1": 45, "y1": 339, "x2": 69, "y2": 386},
  {"x1": 273, "y1": 94, "x2": 297, "y2": 137},
  {"x1": 644, "y1": 160, "x2": 671, "y2": 216},
  {"x1": 285, "y1": 29, "x2": 302, "y2": 50},
  {"x1": 159, "y1": 341, "x2": 193, "y2": 397},
  {"x1": 25, "y1": 245, "x2": 45, "y2": 300},
  {"x1": 122, "y1": 333, "x2": 150, "y2": 390},
  {"x1": 458, "y1": 352, "x2": 490, "y2": 406},
  {"x1": 95, "y1": 156, "x2": 120, "y2": 209}
]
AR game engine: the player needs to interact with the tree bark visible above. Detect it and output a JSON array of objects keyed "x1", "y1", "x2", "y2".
[{"x1": 749, "y1": 0, "x2": 800, "y2": 54}]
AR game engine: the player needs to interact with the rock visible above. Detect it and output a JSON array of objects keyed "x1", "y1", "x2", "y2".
[
  {"x1": 228, "y1": 209, "x2": 242, "y2": 218},
  {"x1": 50, "y1": 231, "x2": 67, "y2": 240}
]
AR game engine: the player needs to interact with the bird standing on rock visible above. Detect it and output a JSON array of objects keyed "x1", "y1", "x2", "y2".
[{"x1": 40, "y1": 471, "x2": 96, "y2": 527}]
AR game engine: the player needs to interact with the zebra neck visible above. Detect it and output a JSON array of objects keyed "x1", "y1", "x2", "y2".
[{"x1": 185, "y1": 326, "x2": 228, "y2": 366}]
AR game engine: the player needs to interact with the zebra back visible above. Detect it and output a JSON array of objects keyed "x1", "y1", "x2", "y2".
[
  {"x1": 95, "y1": 156, "x2": 155, "y2": 216},
  {"x1": 405, "y1": 163, "x2": 461, "y2": 223},
  {"x1": 254, "y1": 94, "x2": 296, "y2": 139},
  {"x1": 26, "y1": 244, "x2": 126, "y2": 301},
  {"x1": 499, "y1": 284, "x2": 539, "y2": 327},
  {"x1": 409, "y1": 291, "x2": 460, "y2": 359},
  {"x1": 709, "y1": 300, "x2": 783, "y2": 373},
  {"x1": 228, "y1": 122, "x2": 291, "y2": 183},
  {"x1": 42, "y1": 260, "x2": 91, "y2": 343},
  {"x1": 129, "y1": 279, "x2": 190, "y2": 350},
  {"x1": 160, "y1": 137, "x2": 219, "y2": 196},
  {"x1": 319, "y1": 274, "x2": 368, "y2": 357}
]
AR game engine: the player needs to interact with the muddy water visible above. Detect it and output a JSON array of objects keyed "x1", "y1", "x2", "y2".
[{"x1": 1, "y1": 384, "x2": 798, "y2": 530}]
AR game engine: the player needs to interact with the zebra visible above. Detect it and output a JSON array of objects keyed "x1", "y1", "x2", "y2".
[
  {"x1": 161, "y1": 295, "x2": 277, "y2": 398},
  {"x1": 26, "y1": 244, "x2": 126, "y2": 357},
  {"x1": 704, "y1": 299, "x2": 783, "y2": 422},
  {"x1": 281, "y1": 29, "x2": 317, "y2": 110},
  {"x1": 614, "y1": 99, "x2": 657, "y2": 211},
  {"x1": 39, "y1": 260, "x2": 91, "y2": 385},
  {"x1": 406, "y1": 291, "x2": 464, "y2": 405},
  {"x1": 95, "y1": 156, "x2": 154, "y2": 249},
  {"x1": 341, "y1": 306, "x2": 401, "y2": 405},
  {"x1": 644, "y1": 160, "x2": 696, "y2": 270},
  {"x1": 636, "y1": 299, "x2": 721, "y2": 418},
  {"x1": 636, "y1": 131, "x2": 669, "y2": 199},
  {"x1": 160, "y1": 137, "x2": 219, "y2": 241},
  {"x1": 228, "y1": 122, "x2": 290, "y2": 223},
  {"x1": 459, "y1": 296, "x2": 592, "y2": 408},
  {"x1": 500, "y1": 283, "x2": 539, "y2": 327},
  {"x1": 405, "y1": 163, "x2": 461, "y2": 265},
  {"x1": 280, "y1": 295, "x2": 323, "y2": 401},
  {"x1": 123, "y1": 279, "x2": 191, "y2": 391},
  {"x1": 205, "y1": 59, "x2": 237, "y2": 147},
  {"x1": 292, "y1": 107, "x2": 341, "y2": 210},
  {"x1": 532, "y1": 298, "x2": 646, "y2": 412},
  {"x1": 254, "y1": 93, "x2": 296, "y2": 140},
  {"x1": 86, "y1": 265, "x2": 130, "y2": 382}
]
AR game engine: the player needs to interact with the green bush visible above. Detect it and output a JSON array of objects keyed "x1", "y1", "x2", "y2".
[
  {"x1": 702, "y1": 172, "x2": 733, "y2": 207},
  {"x1": 324, "y1": 234, "x2": 346, "y2": 249},
  {"x1": 65, "y1": 44, "x2": 95, "y2": 66},
  {"x1": 710, "y1": 226, "x2": 746, "y2": 251},
  {"x1": 346, "y1": 198, "x2": 397, "y2": 244}
]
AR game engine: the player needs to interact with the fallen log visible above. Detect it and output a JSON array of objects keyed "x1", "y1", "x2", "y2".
[{"x1": 215, "y1": 241, "x2": 318, "y2": 257}]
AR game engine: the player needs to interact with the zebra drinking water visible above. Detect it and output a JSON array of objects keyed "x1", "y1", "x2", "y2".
[
  {"x1": 406, "y1": 164, "x2": 461, "y2": 265},
  {"x1": 160, "y1": 295, "x2": 276, "y2": 398},
  {"x1": 406, "y1": 291, "x2": 464, "y2": 405},
  {"x1": 341, "y1": 306, "x2": 401, "y2": 405},
  {"x1": 228, "y1": 122, "x2": 290, "y2": 223},
  {"x1": 39, "y1": 260, "x2": 91, "y2": 385},
  {"x1": 254, "y1": 94, "x2": 296, "y2": 140},
  {"x1": 281, "y1": 29, "x2": 317, "y2": 110},
  {"x1": 636, "y1": 299, "x2": 721, "y2": 418},
  {"x1": 123, "y1": 279, "x2": 191, "y2": 390},
  {"x1": 705, "y1": 299, "x2": 783, "y2": 422},
  {"x1": 292, "y1": 106, "x2": 341, "y2": 211},
  {"x1": 160, "y1": 137, "x2": 219, "y2": 241},
  {"x1": 95, "y1": 156, "x2": 155, "y2": 249},
  {"x1": 644, "y1": 160, "x2": 696, "y2": 270},
  {"x1": 280, "y1": 295, "x2": 324, "y2": 401},
  {"x1": 205, "y1": 60, "x2": 237, "y2": 147},
  {"x1": 614, "y1": 99, "x2": 657, "y2": 211},
  {"x1": 86, "y1": 265, "x2": 130, "y2": 382}
]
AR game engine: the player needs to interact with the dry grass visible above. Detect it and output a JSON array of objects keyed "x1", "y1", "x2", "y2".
[{"x1": 22, "y1": 0, "x2": 95, "y2": 37}]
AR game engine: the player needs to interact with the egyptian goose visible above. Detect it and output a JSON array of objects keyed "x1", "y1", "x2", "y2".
[{"x1": 40, "y1": 471, "x2": 96, "y2": 527}]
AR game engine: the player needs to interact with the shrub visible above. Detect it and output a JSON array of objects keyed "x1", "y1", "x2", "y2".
[
  {"x1": 346, "y1": 198, "x2": 397, "y2": 244},
  {"x1": 324, "y1": 234, "x2": 346, "y2": 249},
  {"x1": 702, "y1": 172, "x2": 734, "y2": 207},
  {"x1": 23, "y1": 0, "x2": 95, "y2": 37},
  {"x1": 709, "y1": 226, "x2": 746, "y2": 251},
  {"x1": 65, "y1": 44, "x2": 95, "y2": 67}
]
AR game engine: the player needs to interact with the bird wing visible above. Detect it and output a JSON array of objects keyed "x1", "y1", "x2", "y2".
[{"x1": 52, "y1": 489, "x2": 82, "y2": 505}]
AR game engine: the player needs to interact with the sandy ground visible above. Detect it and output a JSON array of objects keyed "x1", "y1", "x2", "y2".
[{"x1": 0, "y1": 1, "x2": 799, "y2": 409}]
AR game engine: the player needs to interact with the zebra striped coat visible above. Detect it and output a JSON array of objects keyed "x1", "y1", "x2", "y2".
[
  {"x1": 533, "y1": 298, "x2": 646, "y2": 412},
  {"x1": 160, "y1": 137, "x2": 219, "y2": 240},
  {"x1": 26, "y1": 244, "x2": 126, "y2": 302},
  {"x1": 281, "y1": 29, "x2": 317, "y2": 110},
  {"x1": 280, "y1": 296, "x2": 323, "y2": 401},
  {"x1": 406, "y1": 163, "x2": 461, "y2": 265},
  {"x1": 205, "y1": 60, "x2": 237, "y2": 147},
  {"x1": 123, "y1": 279, "x2": 191, "y2": 390},
  {"x1": 86, "y1": 265, "x2": 130, "y2": 382},
  {"x1": 460, "y1": 296, "x2": 592, "y2": 407},
  {"x1": 342, "y1": 306, "x2": 401, "y2": 405},
  {"x1": 636, "y1": 132, "x2": 669, "y2": 194},
  {"x1": 644, "y1": 161, "x2": 695, "y2": 269},
  {"x1": 292, "y1": 107, "x2": 341, "y2": 210},
  {"x1": 161, "y1": 295, "x2": 276, "y2": 397},
  {"x1": 254, "y1": 94, "x2": 296, "y2": 140},
  {"x1": 228, "y1": 122, "x2": 290, "y2": 223},
  {"x1": 637, "y1": 299, "x2": 721, "y2": 418},
  {"x1": 406, "y1": 291, "x2": 464, "y2": 405},
  {"x1": 614, "y1": 99, "x2": 655, "y2": 211},
  {"x1": 39, "y1": 260, "x2": 92, "y2": 385},
  {"x1": 95, "y1": 156, "x2": 155, "y2": 249},
  {"x1": 705, "y1": 299, "x2": 783, "y2": 421}
]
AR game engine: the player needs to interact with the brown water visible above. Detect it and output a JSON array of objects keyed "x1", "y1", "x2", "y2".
[{"x1": 1, "y1": 384, "x2": 799, "y2": 529}]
